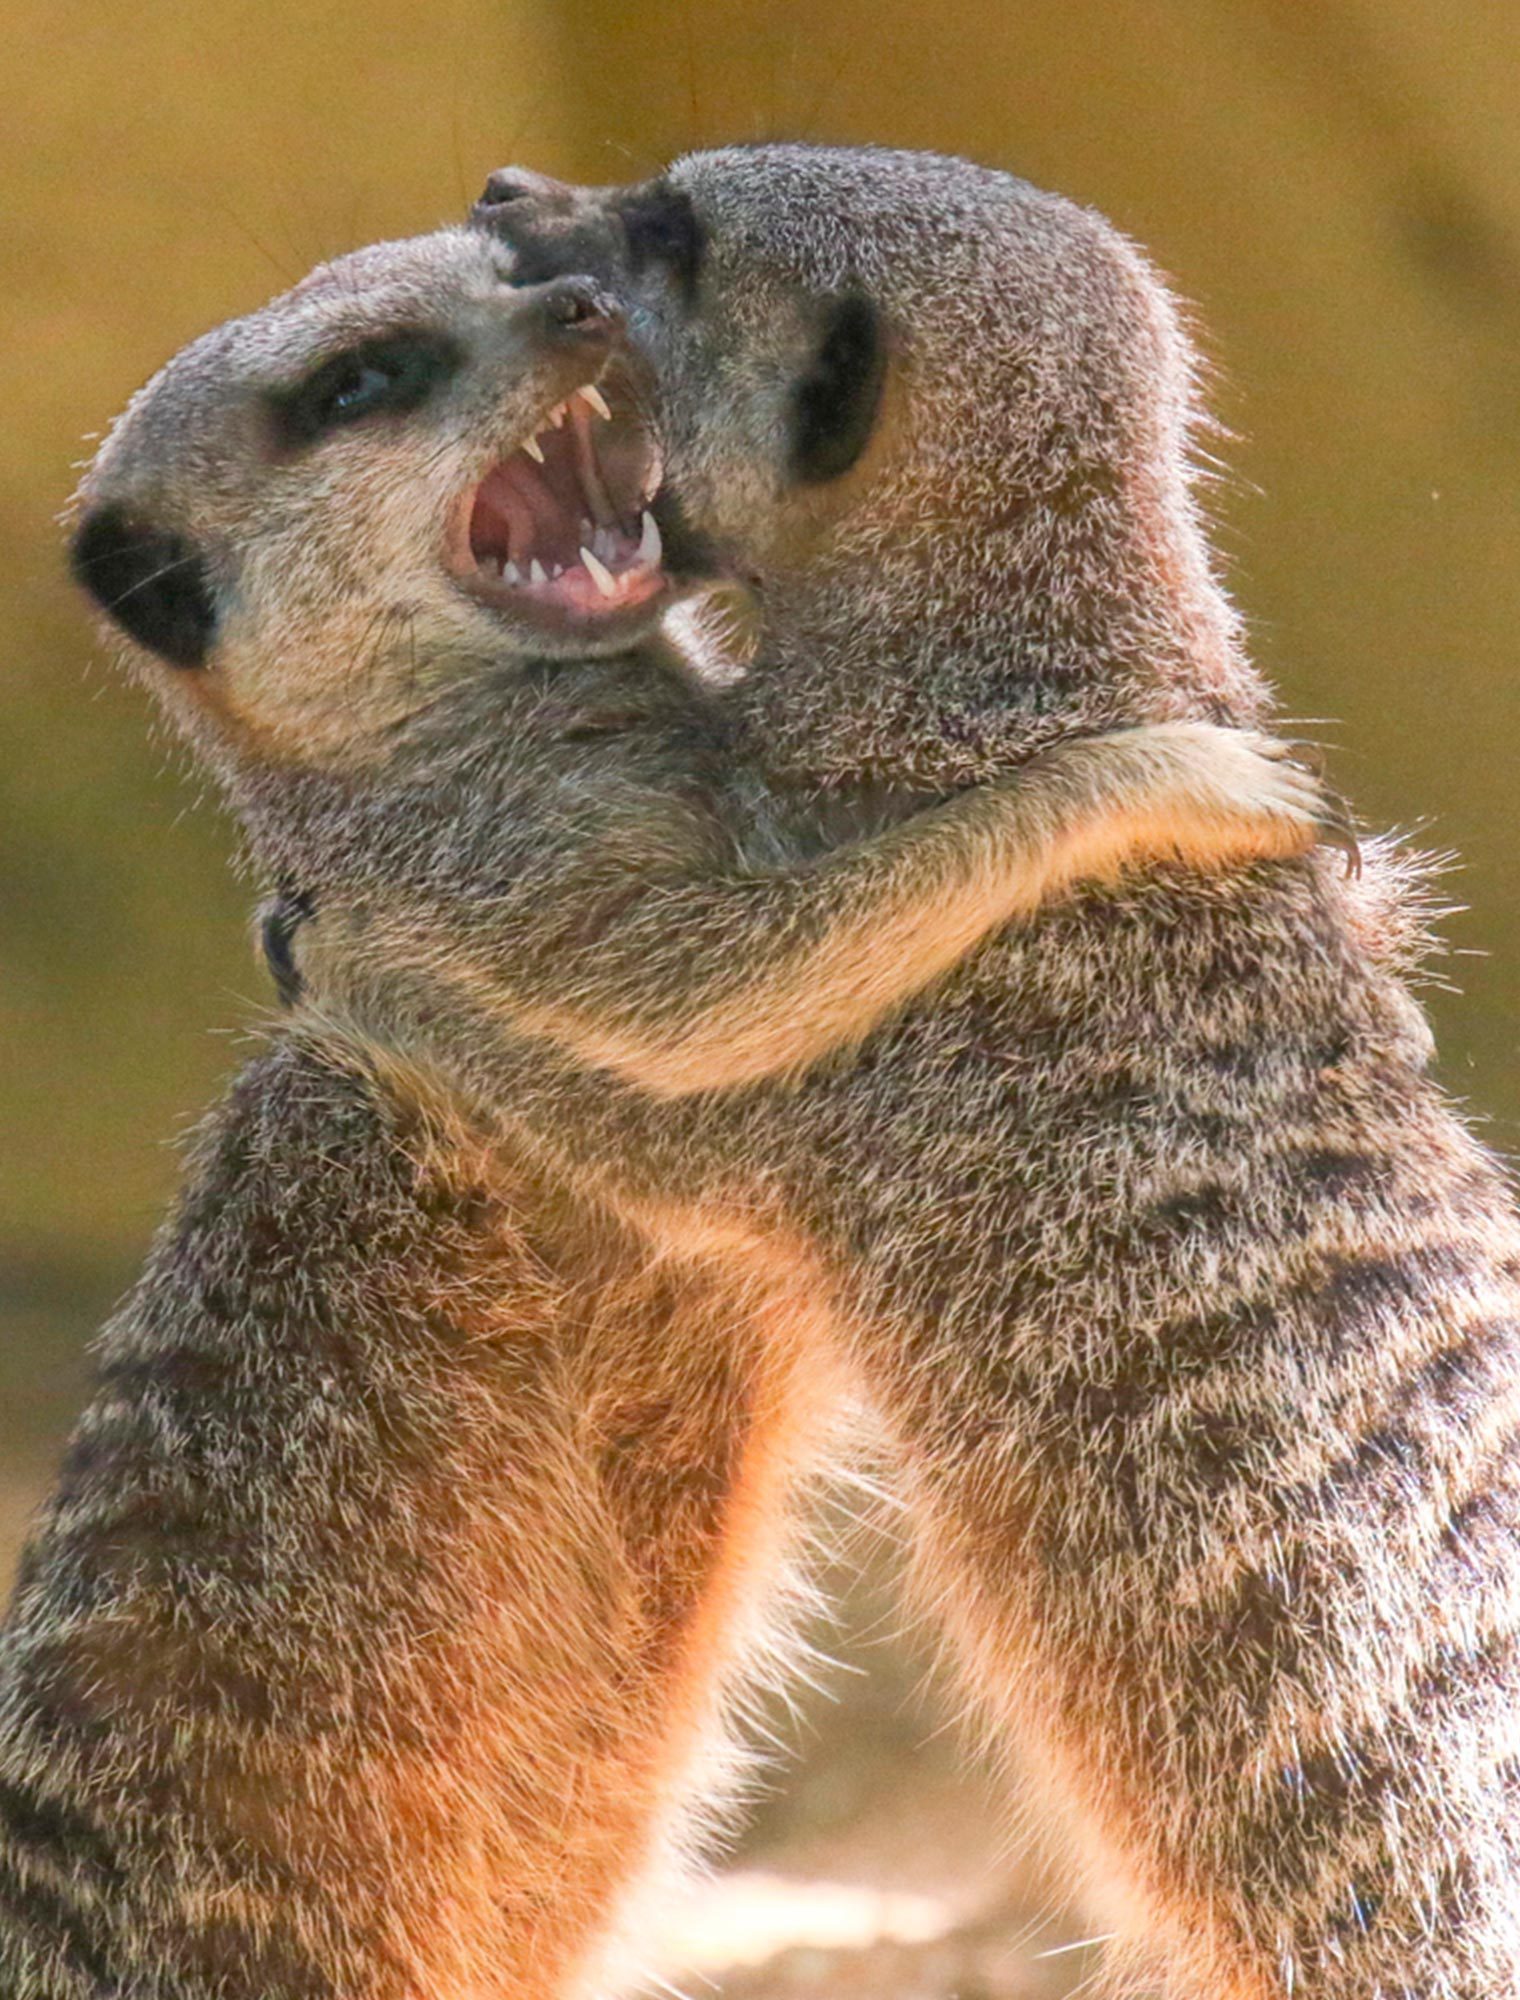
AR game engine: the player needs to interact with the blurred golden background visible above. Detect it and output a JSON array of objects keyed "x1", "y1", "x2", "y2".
[{"x1": 3, "y1": 1, "x2": 1518, "y2": 1984}]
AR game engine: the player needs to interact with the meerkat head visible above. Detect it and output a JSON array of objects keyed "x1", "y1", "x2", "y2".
[
  {"x1": 476, "y1": 146, "x2": 1262, "y2": 785},
  {"x1": 70, "y1": 228, "x2": 671, "y2": 770}
]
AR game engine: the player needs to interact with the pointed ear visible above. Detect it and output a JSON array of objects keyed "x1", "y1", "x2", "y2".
[
  {"x1": 790, "y1": 292, "x2": 887, "y2": 486},
  {"x1": 69, "y1": 504, "x2": 219, "y2": 668}
]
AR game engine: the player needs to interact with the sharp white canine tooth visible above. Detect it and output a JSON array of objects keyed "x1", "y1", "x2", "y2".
[
  {"x1": 578, "y1": 383, "x2": 612, "y2": 422},
  {"x1": 580, "y1": 545, "x2": 617, "y2": 598},
  {"x1": 503, "y1": 560, "x2": 522, "y2": 585},
  {"x1": 522, "y1": 435, "x2": 545, "y2": 464},
  {"x1": 638, "y1": 509, "x2": 661, "y2": 564},
  {"x1": 530, "y1": 559, "x2": 548, "y2": 586}
]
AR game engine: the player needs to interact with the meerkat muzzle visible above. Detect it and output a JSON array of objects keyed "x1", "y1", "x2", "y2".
[{"x1": 456, "y1": 377, "x2": 666, "y2": 623}]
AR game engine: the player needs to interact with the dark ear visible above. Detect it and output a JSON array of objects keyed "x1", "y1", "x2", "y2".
[
  {"x1": 69, "y1": 504, "x2": 218, "y2": 668},
  {"x1": 790, "y1": 292, "x2": 887, "y2": 485}
]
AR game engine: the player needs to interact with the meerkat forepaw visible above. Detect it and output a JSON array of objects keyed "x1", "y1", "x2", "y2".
[
  {"x1": 1131, "y1": 723, "x2": 1360, "y2": 875},
  {"x1": 1235, "y1": 731, "x2": 1361, "y2": 874},
  {"x1": 1307, "y1": 783, "x2": 1362, "y2": 876},
  {"x1": 1260, "y1": 736, "x2": 1362, "y2": 874}
]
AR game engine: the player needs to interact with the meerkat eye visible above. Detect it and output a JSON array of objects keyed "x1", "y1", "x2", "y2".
[
  {"x1": 271, "y1": 332, "x2": 462, "y2": 449},
  {"x1": 790, "y1": 293, "x2": 887, "y2": 485}
]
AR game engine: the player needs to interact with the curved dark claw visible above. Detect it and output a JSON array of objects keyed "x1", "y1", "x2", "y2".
[
  {"x1": 1274, "y1": 736, "x2": 1330, "y2": 776},
  {"x1": 1267, "y1": 739, "x2": 1360, "y2": 877},
  {"x1": 1318, "y1": 791, "x2": 1362, "y2": 878}
]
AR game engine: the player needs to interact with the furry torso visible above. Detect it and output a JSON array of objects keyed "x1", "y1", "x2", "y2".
[
  {"x1": 843, "y1": 870, "x2": 1520, "y2": 1994},
  {"x1": 407, "y1": 822, "x2": 1520, "y2": 1995},
  {"x1": 762, "y1": 868, "x2": 1520, "y2": 1995}
]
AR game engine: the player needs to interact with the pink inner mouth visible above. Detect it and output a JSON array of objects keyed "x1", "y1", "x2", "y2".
[{"x1": 457, "y1": 384, "x2": 665, "y2": 620}]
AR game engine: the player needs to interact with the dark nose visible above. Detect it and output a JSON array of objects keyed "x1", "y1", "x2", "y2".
[
  {"x1": 471, "y1": 163, "x2": 625, "y2": 289},
  {"x1": 475, "y1": 165, "x2": 574, "y2": 218},
  {"x1": 538, "y1": 277, "x2": 623, "y2": 348}
]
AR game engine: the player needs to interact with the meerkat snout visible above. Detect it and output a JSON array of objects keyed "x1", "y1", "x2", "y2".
[{"x1": 480, "y1": 166, "x2": 569, "y2": 208}]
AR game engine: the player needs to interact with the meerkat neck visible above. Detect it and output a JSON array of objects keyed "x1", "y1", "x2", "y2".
[
  {"x1": 744, "y1": 464, "x2": 1268, "y2": 793},
  {"x1": 215, "y1": 638, "x2": 715, "y2": 897}
]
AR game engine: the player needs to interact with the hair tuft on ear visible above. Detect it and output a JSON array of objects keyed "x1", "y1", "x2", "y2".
[{"x1": 69, "y1": 505, "x2": 218, "y2": 668}]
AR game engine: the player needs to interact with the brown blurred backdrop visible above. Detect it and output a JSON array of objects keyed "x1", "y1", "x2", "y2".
[{"x1": 3, "y1": 0, "x2": 1518, "y2": 1979}]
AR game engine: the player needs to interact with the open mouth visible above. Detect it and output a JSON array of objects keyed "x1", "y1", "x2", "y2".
[{"x1": 451, "y1": 377, "x2": 667, "y2": 628}]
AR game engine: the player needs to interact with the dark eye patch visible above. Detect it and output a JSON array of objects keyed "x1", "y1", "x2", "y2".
[
  {"x1": 70, "y1": 505, "x2": 218, "y2": 668},
  {"x1": 269, "y1": 331, "x2": 462, "y2": 450},
  {"x1": 790, "y1": 292, "x2": 887, "y2": 485},
  {"x1": 616, "y1": 180, "x2": 707, "y2": 300}
]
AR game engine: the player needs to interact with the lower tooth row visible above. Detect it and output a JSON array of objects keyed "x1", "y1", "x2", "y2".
[
  {"x1": 492, "y1": 558, "x2": 561, "y2": 584},
  {"x1": 486, "y1": 508, "x2": 662, "y2": 597}
]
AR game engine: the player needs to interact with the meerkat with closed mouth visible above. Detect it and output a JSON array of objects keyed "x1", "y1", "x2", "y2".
[
  {"x1": 0, "y1": 222, "x2": 1329, "y2": 1999},
  {"x1": 444, "y1": 145, "x2": 1520, "y2": 1997}
]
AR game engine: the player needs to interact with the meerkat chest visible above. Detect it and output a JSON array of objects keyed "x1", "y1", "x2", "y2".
[{"x1": 766, "y1": 870, "x2": 1432, "y2": 1319}]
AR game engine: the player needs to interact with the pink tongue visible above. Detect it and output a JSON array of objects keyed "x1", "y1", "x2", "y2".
[{"x1": 477, "y1": 457, "x2": 580, "y2": 567}]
